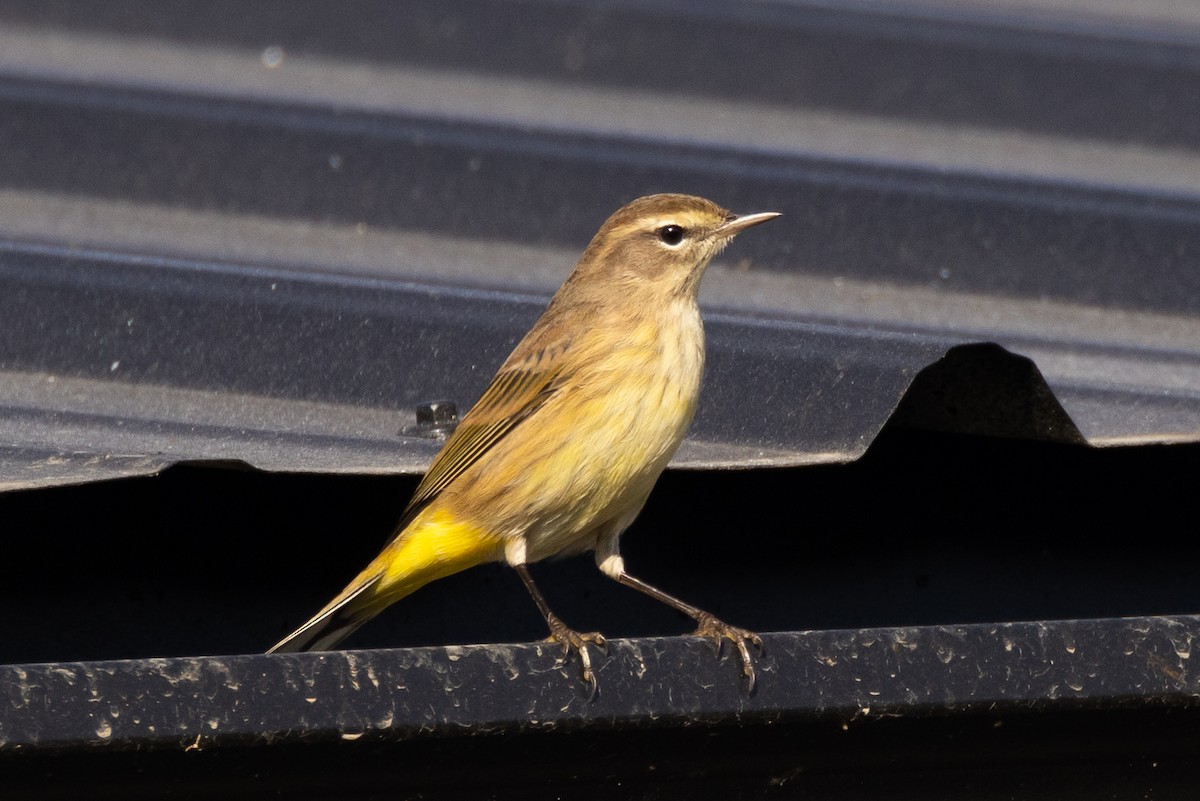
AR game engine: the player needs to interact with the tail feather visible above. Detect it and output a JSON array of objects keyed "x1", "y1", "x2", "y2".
[
  {"x1": 268, "y1": 512, "x2": 497, "y2": 654},
  {"x1": 267, "y1": 574, "x2": 383, "y2": 654}
]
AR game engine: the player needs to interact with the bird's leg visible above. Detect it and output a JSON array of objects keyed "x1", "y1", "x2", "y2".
[
  {"x1": 617, "y1": 573, "x2": 764, "y2": 692},
  {"x1": 514, "y1": 564, "x2": 607, "y2": 696},
  {"x1": 598, "y1": 550, "x2": 763, "y2": 693}
]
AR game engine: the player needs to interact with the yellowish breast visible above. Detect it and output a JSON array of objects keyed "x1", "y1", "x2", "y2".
[
  {"x1": 505, "y1": 300, "x2": 705, "y2": 556},
  {"x1": 433, "y1": 299, "x2": 705, "y2": 558}
]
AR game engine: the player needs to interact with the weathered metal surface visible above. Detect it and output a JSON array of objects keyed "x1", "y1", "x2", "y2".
[{"x1": 2, "y1": 615, "x2": 1196, "y2": 752}]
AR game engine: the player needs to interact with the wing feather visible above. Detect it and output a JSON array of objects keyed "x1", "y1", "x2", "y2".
[{"x1": 388, "y1": 344, "x2": 568, "y2": 541}]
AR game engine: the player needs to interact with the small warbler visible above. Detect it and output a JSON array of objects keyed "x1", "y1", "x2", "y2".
[{"x1": 269, "y1": 194, "x2": 780, "y2": 692}]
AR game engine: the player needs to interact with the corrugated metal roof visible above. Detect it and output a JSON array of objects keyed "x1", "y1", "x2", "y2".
[{"x1": 1, "y1": 0, "x2": 1197, "y2": 491}]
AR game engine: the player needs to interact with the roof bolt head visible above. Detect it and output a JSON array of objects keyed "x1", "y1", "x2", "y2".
[{"x1": 406, "y1": 399, "x2": 459, "y2": 440}]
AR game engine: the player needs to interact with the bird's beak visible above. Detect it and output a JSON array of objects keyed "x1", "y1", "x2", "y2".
[{"x1": 713, "y1": 211, "x2": 782, "y2": 239}]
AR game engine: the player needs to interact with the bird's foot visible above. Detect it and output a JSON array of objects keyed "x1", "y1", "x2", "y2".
[
  {"x1": 692, "y1": 612, "x2": 765, "y2": 694},
  {"x1": 544, "y1": 614, "x2": 608, "y2": 699}
]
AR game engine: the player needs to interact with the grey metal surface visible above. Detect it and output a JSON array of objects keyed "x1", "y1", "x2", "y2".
[
  {"x1": 3, "y1": 615, "x2": 1197, "y2": 752},
  {"x1": 0, "y1": 0, "x2": 1197, "y2": 491}
]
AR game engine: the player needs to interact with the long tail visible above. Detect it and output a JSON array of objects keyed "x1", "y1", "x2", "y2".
[
  {"x1": 266, "y1": 570, "x2": 387, "y2": 653},
  {"x1": 267, "y1": 511, "x2": 498, "y2": 654}
]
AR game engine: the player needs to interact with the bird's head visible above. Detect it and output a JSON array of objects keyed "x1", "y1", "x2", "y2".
[{"x1": 570, "y1": 193, "x2": 780, "y2": 300}]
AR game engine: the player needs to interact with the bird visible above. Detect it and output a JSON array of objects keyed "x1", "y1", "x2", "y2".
[{"x1": 268, "y1": 193, "x2": 780, "y2": 694}]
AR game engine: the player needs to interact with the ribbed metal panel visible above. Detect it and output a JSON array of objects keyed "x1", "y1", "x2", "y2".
[{"x1": 1, "y1": 0, "x2": 1197, "y2": 489}]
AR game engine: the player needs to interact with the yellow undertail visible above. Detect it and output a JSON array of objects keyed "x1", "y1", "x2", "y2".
[{"x1": 267, "y1": 510, "x2": 499, "y2": 653}]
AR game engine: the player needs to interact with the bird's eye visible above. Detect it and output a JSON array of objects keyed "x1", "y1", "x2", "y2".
[{"x1": 658, "y1": 225, "x2": 686, "y2": 246}]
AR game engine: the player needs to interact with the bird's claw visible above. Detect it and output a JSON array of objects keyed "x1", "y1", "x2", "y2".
[
  {"x1": 692, "y1": 612, "x2": 764, "y2": 694},
  {"x1": 545, "y1": 615, "x2": 608, "y2": 699}
]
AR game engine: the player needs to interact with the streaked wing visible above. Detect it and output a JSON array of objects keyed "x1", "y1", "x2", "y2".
[{"x1": 387, "y1": 344, "x2": 569, "y2": 541}]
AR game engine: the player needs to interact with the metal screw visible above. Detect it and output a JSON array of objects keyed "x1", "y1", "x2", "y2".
[{"x1": 406, "y1": 399, "x2": 459, "y2": 440}]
